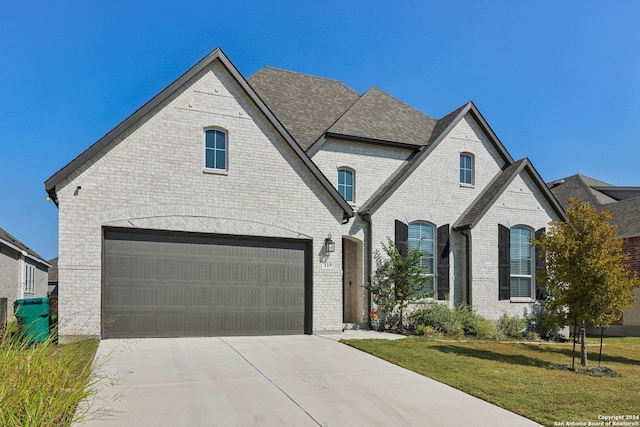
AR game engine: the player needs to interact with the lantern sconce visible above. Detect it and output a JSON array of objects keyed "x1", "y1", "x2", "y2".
[{"x1": 324, "y1": 234, "x2": 335, "y2": 253}]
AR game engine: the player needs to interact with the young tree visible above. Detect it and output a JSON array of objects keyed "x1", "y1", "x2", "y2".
[
  {"x1": 366, "y1": 238, "x2": 430, "y2": 330},
  {"x1": 534, "y1": 198, "x2": 638, "y2": 367}
]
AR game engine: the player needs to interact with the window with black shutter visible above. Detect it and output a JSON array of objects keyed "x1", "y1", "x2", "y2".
[
  {"x1": 437, "y1": 224, "x2": 450, "y2": 300},
  {"x1": 535, "y1": 228, "x2": 546, "y2": 300},
  {"x1": 498, "y1": 224, "x2": 511, "y2": 300}
]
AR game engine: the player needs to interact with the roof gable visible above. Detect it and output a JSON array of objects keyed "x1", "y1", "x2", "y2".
[
  {"x1": 44, "y1": 49, "x2": 353, "y2": 219},
  {"x1": 453, "y1": 158, "x2": 567, "y2": 230},
  {"x1": 360, "y1": 102, "x2": 514, "y2": 215},
  {"x1": 248, "y1": 67, "x2": 360, "y2": 150}
]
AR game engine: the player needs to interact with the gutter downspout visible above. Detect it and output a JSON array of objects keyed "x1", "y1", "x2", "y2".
[
  {"x1": 461, "y1": 229, "x2": 472, "y2": 306},
  {"x1": 361, "y1": 212, "x2": 373, "y2": 329}
]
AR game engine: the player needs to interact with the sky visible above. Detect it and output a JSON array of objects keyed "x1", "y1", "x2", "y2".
[{"x1": 1, "y1": 1, "x2": 639, "y2": 261}]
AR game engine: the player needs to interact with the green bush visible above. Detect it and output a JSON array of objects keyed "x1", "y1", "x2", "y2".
[
  {"x1": 466, "y1": 314, "x2": 500, "y2": 340},
  {"x1": 497, "y1": 313, "x2": 527, "y2": 339},
  {"x1": 0, "y1": 335, "x2": 101, "y2": 426},
  {"x1": 409, "y1": 303, "x2": 499, "y2": 339},
  {"x1": 415, "y1": 324, "x2": 436, "y2": 337}
]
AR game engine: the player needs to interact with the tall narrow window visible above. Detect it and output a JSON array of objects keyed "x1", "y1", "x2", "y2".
[
  {"x1": 510, "y1": 226, "x2": 533, "y2": 298},
  {"x1": 338, "y1": 168, "x2": 354, "y2": 202},
  {"x1": 205, "y1": 129, "x2": 227, "y2": 170},
  {"x1": 408, "y1": 222, "x2": 435, "y2": 294},
  {"x1": 460, "y1": 153, "x2": 473, "y2": 185},
  {"x1": 24, "y1": 263, "x2": 35, "y2": 295}
]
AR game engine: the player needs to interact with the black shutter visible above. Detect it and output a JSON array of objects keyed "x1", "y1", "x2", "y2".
[
  {"x1": 395, "y1": 220, "x2": 408, "y2": 257},
  {"x1": 498, "y1": 224, "x2": 511, "y2": 300},
  {"x1": 437, "y1": 224, "x2": 450, "y2": 300},
  {"x1": 535, "y1": 227, "x2": 546, "y2": 300}
]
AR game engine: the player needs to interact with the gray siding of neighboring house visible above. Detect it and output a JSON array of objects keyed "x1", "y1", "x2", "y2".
[
  {"x1": 0, "y1": 246, "x2": 20, "y2": 319},
  {"x1": 0, "y1": 247, "x2": 48, "y2": 320}
]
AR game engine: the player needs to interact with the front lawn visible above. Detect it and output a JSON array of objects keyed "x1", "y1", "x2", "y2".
[
  {"x1": 344, "y1": 337, "x2": 640, "y2": 427},
  {"x1": 0, "y1": 334, "x2": 100, "y2": 427}
]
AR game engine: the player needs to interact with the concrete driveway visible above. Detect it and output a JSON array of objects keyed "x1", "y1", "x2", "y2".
[{"x1": 79, "y1": 333, "x2": 541, "y2": 426}]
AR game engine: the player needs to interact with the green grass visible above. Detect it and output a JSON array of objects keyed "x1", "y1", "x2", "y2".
[
  {"x1": 344, "y1": 337, "x2": 640, "y2": 427},
  {"x1": 0, "y1": 332, "x2": 100, "y2": 427}
]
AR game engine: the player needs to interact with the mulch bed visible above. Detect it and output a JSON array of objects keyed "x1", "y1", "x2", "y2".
[{"x1": 554, "y1": 364, "x2": 621, "y2": 377}]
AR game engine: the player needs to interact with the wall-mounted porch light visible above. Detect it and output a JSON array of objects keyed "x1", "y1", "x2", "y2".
[{"x1": 324, "y1": 234, "x2": 335, "y2": 253}]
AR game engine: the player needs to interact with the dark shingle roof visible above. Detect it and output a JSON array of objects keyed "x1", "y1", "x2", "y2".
[
  {"x1": 48, "y1": 257, "x2": 58, "y2": 282},
  {"x1": 548, "y1": 174, "x2": 640, "y2": 238},
  {"x1": 248, "y1": 67, "x2": 360, "y2": 150},
  {"x1": 0, "y1": 226, "x2": 49, "y2": 266},
  {"x1": 327, "y1": 87, "x2": 436, "y2": 146}
]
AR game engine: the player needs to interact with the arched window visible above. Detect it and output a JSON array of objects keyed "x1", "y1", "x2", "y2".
[
  {"x1": 338, "y1": 168, "x2": 355, "y2": 202},
  {"x1": 510, "y1": 226, "x2": 533, "y2": 298},
  {"x1": 460, "y1": 153, "x2": 473, "y2": 185},
  {"x1": 205, "y1": 129, "x2": 227, "y2": 171},
  {"x1": 408, "y1": 221, "x2": 435, "y2": 293}
]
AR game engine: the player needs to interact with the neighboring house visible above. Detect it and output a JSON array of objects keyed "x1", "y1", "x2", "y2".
[
  {"x1": 0, "y1": 227, "x2": 50, "y2": 320},
  {"x1": 45, "y1": 48, "x2": 565, "y2": 341},
  {"x1": 548, "y1": 174, "x2": 640, "y2": 336}
]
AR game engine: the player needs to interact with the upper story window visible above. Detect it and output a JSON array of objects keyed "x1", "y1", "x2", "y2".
[
  {"x1": 510, "y1": 226, "x2": 533, "y2": 298},
  {"x1": 338, "y1": 168, "x2": 354, "y2": 203},
  {"x1": 205, "y1": 129, "x2": 227, "y2": 171},
  {"x1": 24, "y1": 263, "x2": 35, "y2": 295},
  {"x1": 460, "y1": 153, "x2": 473, "y2": 185},
  {"x1": 408, "y1": 221, "x2": 435, "y2": 294}
]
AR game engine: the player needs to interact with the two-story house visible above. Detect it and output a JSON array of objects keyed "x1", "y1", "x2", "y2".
[{"x1": 45, "y1": 48, "x2": 565, "y2": 341}]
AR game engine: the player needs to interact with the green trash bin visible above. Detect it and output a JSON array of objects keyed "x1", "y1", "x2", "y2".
[{"x1": 14, "y1": 297, "x2": 50, "y2": 344}]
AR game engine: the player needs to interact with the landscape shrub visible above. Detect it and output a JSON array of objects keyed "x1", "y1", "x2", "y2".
[
  {"x1": 410, "y1": 303, "x2": 499, "y2": 339},
  {"x1": 497, "y1": 313, "x2": 527, "y2": 339}
]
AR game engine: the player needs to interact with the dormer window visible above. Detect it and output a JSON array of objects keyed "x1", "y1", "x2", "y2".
[
  {"x1": 460, "y1": 153, "x2": 473, "y2": 185},
  {"x1": 338, "y1": 168, "x2": 354, "y2": 203}
]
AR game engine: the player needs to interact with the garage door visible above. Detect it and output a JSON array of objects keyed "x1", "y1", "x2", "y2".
[{"x1": 102, "y1": 229, "x2": 309, "y2": 338}]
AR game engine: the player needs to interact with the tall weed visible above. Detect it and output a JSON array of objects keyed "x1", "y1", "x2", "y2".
[{"x1": 0, "y1": 334, "x2": 101, "y2": 426}]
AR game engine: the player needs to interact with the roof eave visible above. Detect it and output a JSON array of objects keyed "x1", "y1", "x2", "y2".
[{"x1": 0, "y1": 237, "x2": 51, "y2": 268}]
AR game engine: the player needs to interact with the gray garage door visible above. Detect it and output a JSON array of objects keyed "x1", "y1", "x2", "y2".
[{"x1": 103, "y1": 229, "x2": 309, "y2": 338}]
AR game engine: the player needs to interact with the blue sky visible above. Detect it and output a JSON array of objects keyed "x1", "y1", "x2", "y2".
[{"x1": 1, "y1": 1, "x2": 639, "y2": 260}]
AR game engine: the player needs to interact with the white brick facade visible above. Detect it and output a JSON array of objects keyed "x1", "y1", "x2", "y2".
[
  {"x1": 55, "y1": 61, "x2": 346, "y2": 338},
  {"x1": 368, "y1": 115, "x2": 509, "y2": 311},
  {"x1": 471, "y1": 172, "x2": 561, "y2": 319},
  {"x1": 49, "y1": 50, "x2": 565, "y2": 338},
  {"x1": 311, "y1": 139, "x2": 412, "y2": 208}
]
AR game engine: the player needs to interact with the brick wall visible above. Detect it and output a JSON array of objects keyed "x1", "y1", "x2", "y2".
[
  {"x1": 370, "y1": 114, "x2": 561, "y2": 320},
  {"x1": 312, "y1": 139, "x2": 412, "y2": 208},
  {"x1": 371, "y1": 114, "x2": 508, "y2": 312},
  {"x1": 55, "y1": 60, "x2": 347, "y2": 338},
  {"x1": 0, "y1": 246, "x2": 19, "y2": 319},
  {"x1": 472, "y1": 172, "x2": 560, "y2": 320},
  {"x1": 622, "y1": 236, "x2": 640, "y2": 326}
]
